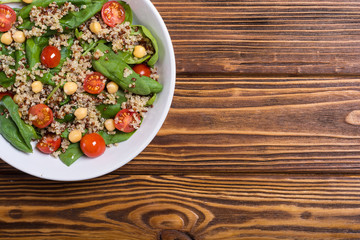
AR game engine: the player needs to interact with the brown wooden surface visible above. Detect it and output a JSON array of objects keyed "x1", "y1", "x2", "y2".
[{"x1": 2, "y1": 0, "x2": 360, "y2": 239}]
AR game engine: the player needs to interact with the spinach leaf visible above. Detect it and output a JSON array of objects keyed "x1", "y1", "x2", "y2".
[
  {"x1": 92, "y1": 43, "x2": 162, "y2": 95},
  {"x1": 60, "y1": 95, "x2": 71, "y2": 106},
  {"x1": 96, "y1": 90, "x2": 127, "y2": 119},
  {"x1": 75, "y1": 28, "x2": 83, "y2": 39},
  {"x1": 98, "y1": 130, "x2": 134, "y2": 145},
  {"x1": 59, "y1": 143, "x2": 84, "y2": 166},
  {"x1": 122, "y1": 50, "x2": 150, "y2": 65},
  {"x1": 0, "y1": 41, "x2": 16, "y2": 87},
  {"x1": 19, "y1": 0, "x2": 96, "y2": 19},
  {"x1": 146, "y1": 93, "x2": 156, "y2": 106},
  {"x1": 82, "y1": 39, "x2": 106, "y2": 56},
  {"x1": 56, "y1": 113, "x2": 75, "y2": 123},
  {"x1": 60, "y1": 0, "x2": 108, "y2": 30},
  {"x1": 118, "y1": 0, "x2": 132, "y2": 24},
  {"x1": 0, "y1": 113, "x2": 33, "y2": 153},
  {"x1": 0, "y1": 96, "x2": 39, "y2": 153},
  {"x1": 19, "y1": 0, "x2": 107, "y2": 35},
  {"x1": 0, "y1": 72, "x2": 15, "y2": 88},
  {"x1": 15, "y1": 45, "x2": 26, "y2": 70},
  {"x1": 0, "y1": 96, "x2": 39, "y2": 144},
  {"x1": 52, "y1": 37, "x2": 75, "y2": 72},
  {"x1": 26, "y1": 37, "x2": 48, "y2": 70},
  {"x1": 61, "y1": 129, "x2": 70, "y2": 138},
  {"x1": 131, "y1": 25, "x2": 159, "y2": 67}
]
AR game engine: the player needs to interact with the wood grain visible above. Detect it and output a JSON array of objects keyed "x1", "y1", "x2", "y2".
[
  {"x1": 152, "y1": 0, "x2": 360, "y2": 74},
  {"x1": 2, "y1": 1, "x2": 360, "y2": 239},
  {"x1": 1, "y1": 174, "x2": 360, "y2": 239},
  {"x1": 3, "y1": 75, "x2": 360, "y2": 174}
]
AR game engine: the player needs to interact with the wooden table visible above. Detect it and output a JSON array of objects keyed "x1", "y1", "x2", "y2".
[{"x1": 2, "y1": 0, "x2": 360, "y2": 239}]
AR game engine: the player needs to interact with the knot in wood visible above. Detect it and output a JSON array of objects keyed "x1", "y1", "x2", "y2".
[{"x1": 159, "y1": 230, "x2": 193, "y2": 240}]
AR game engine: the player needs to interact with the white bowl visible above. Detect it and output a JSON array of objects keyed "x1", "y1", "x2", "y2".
[{"x1": 0, "y1": 0, "x2": 176, "y2": 181}]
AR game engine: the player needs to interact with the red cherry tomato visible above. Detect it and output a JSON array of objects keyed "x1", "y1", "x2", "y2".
[
  {"x1": 80, "y1": 133, "x2": 106, "y2": 158},
  {"x1": 83, "y1": 72, "x2": 106, "y2": 94},
  {"x1": 0, "y1": 92, "x2": 13, "y2": 100},
  {"x1": 0, "y1": 5, "x2": 16, "y2": 32},
  {"x1": 36, "y1": 134, "x2": 61, "y2": 154},
  {"x1": 114, "y1": 109, "x2": 140, "y2": 133},
  {"x1": 101, "y1": 1, "x2": 125, "y2": 27},
  {"x1": 132, "y1": 64, "x2": 151, "y2": 77},
  {"x1": 29, "y1": 104, "x2": 53, "y2": 128},
  {"x1": 40, "y1": 46, "x2": 61, "y2": 68}
]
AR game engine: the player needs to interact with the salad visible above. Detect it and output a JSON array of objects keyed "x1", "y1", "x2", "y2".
[{"x1": 0, "y1": 0, "x2": 162, "y2": 166}]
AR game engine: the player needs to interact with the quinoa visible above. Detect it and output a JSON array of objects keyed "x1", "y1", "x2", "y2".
[
  {"x1": 49, "y1": 34, "x2": 72, "y2": 50},
  {"x1": 123, "y1": 67, "x2": 132, "y2": 78},
  {"x1": 79, "y1": 13, "x2": 154, "y2": 54},
  {"x1": 27, "y1": 2, "x2": 79, "y2": 37}
]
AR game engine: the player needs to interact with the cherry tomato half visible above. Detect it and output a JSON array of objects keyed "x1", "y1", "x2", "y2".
[
  {"x1": 0, "y1": 5, "x2": 16, "y2": 32},
  {"x1": 36, "y1": 134, "x2": 61, "y2": 154},
  {"x1": 132, "y1": 64, "x2": 151, "y2": 77},
  {"x1": 80, "y1": 133, "x2": 106, "y2": 158},
  {"x1": 114, "y1": 109, "x2": 140, "y2": 133},
  {"x1": 40, "y1": 46, "x2": 61, "y2": 68},
  {"x1": 29, "y1": 104, "x2": 53, "y2": 128},
  {"x1": 0, "y1": 92, "x2": 13, "y2": 100},
  {"x1": 101, "y1": 1, "x2": 125, "y2": 27},
  {"x1": 83, "y1": 72, "x2": 106, "y2": 94}
]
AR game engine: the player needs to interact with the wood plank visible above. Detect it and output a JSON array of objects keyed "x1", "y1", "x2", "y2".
[
  {"x1": 152, "y1": 0, "x2": 360, "y2": 74},
  {"x1": 2, "y1": 75, "x2": 360, "y2": 174},
  {"x1": 124, "y1": 75, "x2": 360, "y2": 173},
  {"x1": 1, "y1": 174, "x2": 360, "y2": 239}
]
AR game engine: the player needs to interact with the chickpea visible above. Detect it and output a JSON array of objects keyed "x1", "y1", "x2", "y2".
[
  {"x1": 90, "y1": 21, "x2": 101, "y2": 34},
  {"x1": 74, "y1": 107, "x2": 87, "y2": 120},
  {"x1": 31, "y1": 81, "x2": 43, "y2": 93},
  {"x1": 63, "y1": 82, "x2": 78, "y2": 95},
  {"x1": 1, "y1": 32, "x2": 13, "y2": 45},
  {"x1": 106, "y1": 81, "x2": 119, "y2": 94},
  {"x1": 22, "y1": 0, "x2": 33, "y2": 3},
  {"x1": 13, "y1": 31, "x2": 25, "y2": 43},
  {"x1": 104, "y1": 119, "x2": 115, "y2": 131},
  {"x1": 13, "y1": 94, "x2": 21, "y2": 104},
  {"x1": 133, "y1": 45, "x2": 147, "y2": 58},
  {"x1": 69, "y1": 130, "x2": 82, "y2": 143}
]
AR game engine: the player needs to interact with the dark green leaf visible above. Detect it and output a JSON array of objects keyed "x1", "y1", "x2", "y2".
[
  {"x1": 98, "y1": 130, "x2": 134, "y2": 145},
  {"x1": 1, "y1": 96, "x2": 39, "y2": 144},
  {"x1": 132, "y1": 25, "x2": 159, "y2": 66},
  {"x1": 0, "y1": 43, "x2": 16, "y2": 87},
  {"x1": 56, "y1": 113, "x2": 75, "y2": 124},
  {"x1": 60, "y1": 129, "x2": 70, "y2": 139},
  {"x1": 60, "y1": 95, "x2": 71, "y2": 106},
  {"x1": 59, "y1": 143, "x2": 84, "y2": 166},
  {"x1": 96, "y1": 90, "x2": 127, "y2": 119},
  {"x1": 60, "y1": 0, "x2": 108, "y2": 30},
  {"x1": 118, "y1": 0, "x2": 132, "y2": 24},
  {"x1": 92, "y1": 43, "x2": 162, "y2": 95},
  {"x1": 146, "y1": 94, "x2": 156, "y2": 106},
  {"x1": 0, "y1": 96, "x2": 39, "y2": 153},
  {"x1": 0, "y1": 113, "x2": 33, "y2": 153},
  {"x1": 25, "y1": 37, "x2": 48, "y2": 70},
  {"x1": 75, "y1": 28, "x2": 83, "y2": 39}
]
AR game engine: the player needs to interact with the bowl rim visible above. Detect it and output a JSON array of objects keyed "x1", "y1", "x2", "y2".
[{"x1": 0, "y1": 0, "x2": 176, "y2": 181}]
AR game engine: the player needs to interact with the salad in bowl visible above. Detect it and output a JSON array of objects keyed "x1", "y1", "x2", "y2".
[{"x1": 0, "y1": 0, "x2": 173, "y2": 174}]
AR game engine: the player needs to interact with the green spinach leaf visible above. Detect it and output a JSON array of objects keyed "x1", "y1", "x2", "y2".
[
  {"x1": 98, "y1": 130, "x2": 134, "y2": 145},
  {"x1": 59, "y1": 143, "x2": 84, "y2": 166},
  {"x1": 92, "y1": 43, "x2": 162, "y2": 95},
  {"x1": 131, "y1": 25, "x2": 159, "y2": 66}
]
